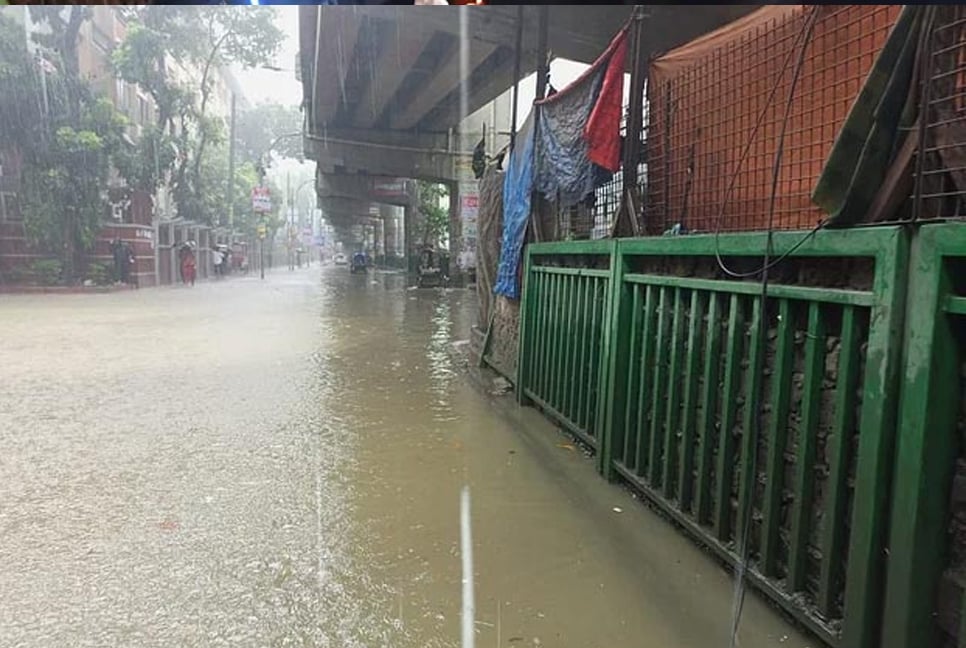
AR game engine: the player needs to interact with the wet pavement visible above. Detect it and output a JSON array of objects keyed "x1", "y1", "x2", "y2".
[{"x1": 0, "y1": 267, "x2": 810, "y2": 647}]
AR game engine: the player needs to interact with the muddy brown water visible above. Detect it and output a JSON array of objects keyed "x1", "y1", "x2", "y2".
[{"x1": 0, "y1": 267, "x2": 810, "y2": 647}]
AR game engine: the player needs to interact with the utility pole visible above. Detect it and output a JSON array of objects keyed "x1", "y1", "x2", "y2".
[{"x1": 227, "y1": 93, "x2": 236, "y2": 233}]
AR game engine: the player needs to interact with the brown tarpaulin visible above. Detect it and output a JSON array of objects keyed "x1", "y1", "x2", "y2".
[{"x1": 646, "y1": 5, "x2": 902, "y2": 233}]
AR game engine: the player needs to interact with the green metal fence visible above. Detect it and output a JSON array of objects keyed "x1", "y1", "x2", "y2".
[
  {"x1": 517, "y1": 240, "x2": 613, "y2": 449},
  {"x1": 882, "y1": 223, "x2": 966, "y2": 648},
  {"x1": 518, "y1": 227, "x2": 910, "y2": 648}
]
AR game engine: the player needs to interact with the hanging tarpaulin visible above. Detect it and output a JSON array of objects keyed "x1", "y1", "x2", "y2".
[
  {"x1": 494, "y1": 112, "x2": 536, "y2": 300},
  {"x1": 534, "y1": 26, "x2": 628, "y2": 207}
]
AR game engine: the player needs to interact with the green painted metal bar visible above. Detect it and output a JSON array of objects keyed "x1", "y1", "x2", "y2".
[
  {"x1": 788, "y1": 301, "x2": 826, "y2": 592},
  {"x1": 679, "y1": 290, "x2": 705, "y2": 512},
  {"x1": 533, "y1": 272, "x2": 547, "y2": 399},
  {"x1": 532, "y1": 266, "x2": 611, "y2": 279},
  {"x1": 736, "y1": 296, "x2": 764, "y2": 550},
  {"x1": 714, "y1": 294, "x2": 744, "y2": 542},
  {"x1": 559, "y1": 274, "x2": 574, "y2": 420},
  {"x1": 567, "y1": 279, "x2": 585, "y2": 427},
  {"x1": 624, "y1": 273, "x2": 874, "y2": 308},
  {"x1": 535, "y1": 272, "x2": 549, "y2": 402},
  {"x1": 577, "y1": 278, "x2": 590, "y2": 431},
  {"x1": 761, "y1": 298, "x2": 794, "y2": 577},
  {"x1": 817, "y1": 304, "x2": 862, "y2": 618},
  {"x1": 551, "y1": 273, "x2": 565, "y2": 410},
  {"x1": 623, "y1": 284, "x2": 643, "y2": 467},
  {"x1": 695, "y1": 292, "x2": 722, "y2": 524},
  {"x1": 842, "y1": 228, "x2": 910, "y2": 648},
  {"x1": 635, "y1": 284, "x2": 657, "y2": 477},
  {"x1": 538, "y1": 273, "x2": 553, "y2": 403},
  {"x1": 587, "y1": 276, "x2": 603, "y2": 439},
  {"x1": 616, "y1": 225, "x2": 899, "y2": 259},
  {"x1": 945, "y1": 295, "x2": 966, "y2": 316},
  {"x1": 516, "y1": 247, "x2": 535, "y2": 404},
  {"x1": 648, "y1": 286, "x2": 671, "y2": 487},
  {"x1": 600, "y1": 241, "x2": 630, "y2": 478},
  {"x1": 662, "y1": 288, "x2": 686, "y2": 499},
  {"x1": 883, "y1": 224, "x2": 963, "y2": 648}
]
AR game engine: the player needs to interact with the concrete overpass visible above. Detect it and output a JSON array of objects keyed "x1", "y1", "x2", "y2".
[{"x1": 299, "y1": 5, "x2": 760, "y2": 267}]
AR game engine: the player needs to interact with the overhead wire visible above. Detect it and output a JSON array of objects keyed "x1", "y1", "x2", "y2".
[
  {"x1": 712, "y1": 7, "x2": 825, "y2": 279},
  {"x1": 727, "y1": 7, "x2": 819, "y2": 648}
]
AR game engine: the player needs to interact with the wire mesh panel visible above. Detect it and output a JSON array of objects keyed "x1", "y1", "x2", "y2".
[
  {"x1": 646, "y1": 5, "x2": 901, "y2": 234},
  {"x1": 918, "y1": 6, "x2": 966, "y2": 221}
]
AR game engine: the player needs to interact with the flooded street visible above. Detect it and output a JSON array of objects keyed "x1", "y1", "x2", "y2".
[{"x1": 0, "y1": 268, "x2": 809, "y2": 648}]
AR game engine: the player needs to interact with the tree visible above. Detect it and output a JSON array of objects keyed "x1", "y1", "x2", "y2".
[
  {"x1": 417, "y1": 181, "x2": 449, "y2": 248},
  {"x1": 1, "y1": 11, "x2": 132, "y2": 281},
  {"x1": 235, "y1": 102, "x2": 303, "y2": 164},
  {"x1": 113, "y1": 6, "x2": 283, "y2": 224},
  {"x1": 19, "y1": 97, "x2": 130, "y2": 280}
]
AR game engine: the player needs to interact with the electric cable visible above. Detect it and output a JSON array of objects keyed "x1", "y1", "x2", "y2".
[{"x1": 727, "y1": 8, "x2": 819, "y2": 647}]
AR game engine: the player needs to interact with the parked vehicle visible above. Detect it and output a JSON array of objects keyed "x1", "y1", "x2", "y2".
[{"x1": 333, "y1": 253, "x2": 348, "y2": 266}]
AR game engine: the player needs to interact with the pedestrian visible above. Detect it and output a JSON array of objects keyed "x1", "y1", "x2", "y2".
[
  {"x1": 180, "y1": 242, "x2": 196, "y2": 286},
  {"x1": 110, "y1": 238, "x2": 125, "y2": 284},
  {"x1": 119, "y1": 242, "x2": 132, "y2": 285},
  {"x1": 212, "y1": 245, "x2": 224, "y2": 278},
  {"x1": 125, "y1": 243, "x2": 138, "y2": 288}
]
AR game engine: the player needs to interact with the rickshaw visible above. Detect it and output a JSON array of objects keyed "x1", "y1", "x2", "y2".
[
  {"x1": 350, "y1": 251, "x2": 368, "y2": 274},
  {"x1": 417, "y1": 246, "x2": 447, "y2": 288}
]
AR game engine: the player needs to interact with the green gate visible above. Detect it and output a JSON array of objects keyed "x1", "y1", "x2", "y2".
[{"x1": 518, "y1": 227, "x2": 909, "y2": 648}]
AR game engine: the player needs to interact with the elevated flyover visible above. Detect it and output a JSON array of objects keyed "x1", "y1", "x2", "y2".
[{"x1": 299, "y1": 5, "x2": 759, "y2": 260}]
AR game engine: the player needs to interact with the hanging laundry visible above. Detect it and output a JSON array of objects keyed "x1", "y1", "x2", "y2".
[
  {"x1": 494, "y1": 112, "x2": 536, "y2": 300},
  {"x1": 534, "y1": 27, "x2": 628, "y2": 207}
]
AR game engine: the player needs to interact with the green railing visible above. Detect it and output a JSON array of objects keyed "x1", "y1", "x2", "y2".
[
  {"x1": 517, "y1": 240, "x2": 613, "y2": 449},
  {"x1": 882, "y1": 222, "x2": 966, "y2": 648},
  {"x1": 518, "y1": 227, "x2": 910, "y2": 648}
]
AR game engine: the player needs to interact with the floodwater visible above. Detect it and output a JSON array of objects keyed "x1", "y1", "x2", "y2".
[{"x1": 0, "y1": 267, "x2": 810, "y2": 648}]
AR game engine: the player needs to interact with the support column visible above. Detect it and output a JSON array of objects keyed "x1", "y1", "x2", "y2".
[
  {"x1": 448, "y1": 181, "x2": 463, "y2": 287},
  {"x1": 404, "y1": 204, "x2": 415, "y2": 278}
]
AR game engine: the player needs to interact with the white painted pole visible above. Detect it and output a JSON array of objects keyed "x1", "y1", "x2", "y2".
[{"x1": 460, "y1": 486, "x2": 475, "y2": 648}]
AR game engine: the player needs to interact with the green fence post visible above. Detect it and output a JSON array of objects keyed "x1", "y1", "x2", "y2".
[
  {"x1": 841, "y1": 227, "x2": 910, "y2": 648},
  {"x1": 598, "y1": 239, "x2": 628, "y2": 479},
  {"x1": 881, "y1": 224, "x2": 963, "y2": 648},
  {"x1": 516, "y1": 244, "x2": 534, "y2": 405}
]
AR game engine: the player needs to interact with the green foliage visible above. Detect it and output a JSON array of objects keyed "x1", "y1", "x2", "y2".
[
  {"x1": 29, "y1": 259, "x2": 63, "y2": 286},
  {"x1": 418, "y1": 181, "x2": 449, "y2": 248},
  {"x1": 0, "y1": 12, "x2": 132, "y2": 281},
  {"x1": 236, "y1": 102, "x2": 303, "y2": 163},
  {"x1": 86, "y1": 262, "x2": 112, "y2": 286},
  {"x1": 113, "y1": 6, "x2": 284, "y2": 224}
]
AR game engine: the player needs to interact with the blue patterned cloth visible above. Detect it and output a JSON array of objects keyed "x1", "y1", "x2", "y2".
[{"x1": 494, "y1": 112, "x2": 536, "y2": 300}]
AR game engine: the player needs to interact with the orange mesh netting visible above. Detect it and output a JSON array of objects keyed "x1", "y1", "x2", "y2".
[{"x1": 645, "y1": 5, "x2": 902, "y2": 233}]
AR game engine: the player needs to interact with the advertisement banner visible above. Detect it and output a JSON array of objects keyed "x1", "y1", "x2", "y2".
[{"x1": 251, "y1": 186, "x2": 271, "y2": 213}]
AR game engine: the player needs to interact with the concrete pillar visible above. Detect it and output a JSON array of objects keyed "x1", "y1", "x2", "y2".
[
  {"x1": 404, "y1": 203, "x2": 415, "y2": 277},
  {"x1": 448, "y1": 181, "x2": 463, "y2": 287}
]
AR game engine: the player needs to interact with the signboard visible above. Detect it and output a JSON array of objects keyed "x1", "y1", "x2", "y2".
[
  {"x1": 371, "y1": 178, "x2": 408, "y2": 198},
  {"x1": 458, "y1": 181, "x2": 478, "y2": 270},
  {"x1": 251, "y1": 186, "x2": 272, "y2": 213},
  {"x1": 256, "y1": 223, "x2": 267, "y2": 239}
]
